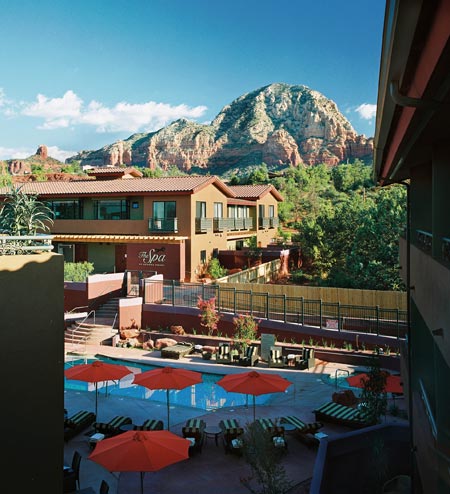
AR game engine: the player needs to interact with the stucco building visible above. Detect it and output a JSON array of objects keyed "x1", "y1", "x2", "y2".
[{"x1": 2, "y1": 168, "x2": 282, "y2": 282}]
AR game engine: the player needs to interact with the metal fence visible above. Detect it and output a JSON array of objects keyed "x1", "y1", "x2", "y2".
[{"x1": 143, "y1": 279, "x2": 407, "y2": 339}]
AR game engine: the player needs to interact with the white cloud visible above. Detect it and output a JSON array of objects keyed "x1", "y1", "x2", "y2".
[
  {"x1": 0, "y1": 146, "x2": 34, "y2": 160},
  {"x1": 355, "y1": 103, "x2": 377, "y2": 120},
  {"x1": 46, "y1": 146, "x2": 77, "y2": 162},
  {"x1": 0, "y1": 88, "x2": 6, "y2": 107},
  {"x1": 19, "y1": 90, "x2": 208, "y2": 133}
]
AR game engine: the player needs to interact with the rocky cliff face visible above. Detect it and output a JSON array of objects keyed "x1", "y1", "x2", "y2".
[{"x1": 68, "y1": 83, "x2": 373, "y2": 171}]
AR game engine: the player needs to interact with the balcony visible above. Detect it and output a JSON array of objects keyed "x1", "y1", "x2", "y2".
[
  {"x1": 195, "y1": 217, "x2": 213, "y2": 233},
  {"x1": 259, "y1": 217, "x2": 270, "y2": 229},
  {"x1": 148, "y1": 218, "x2": 178, "y2": 233},
  {"x1": 269, "y1": 217, "x2": 279, "y2": 229},
  {"x1": 243, "y1": 217, "x2": 254, "y2": 230},
  {"x1": 416, "y1": 229, "x2": 432, "y2": 253}
]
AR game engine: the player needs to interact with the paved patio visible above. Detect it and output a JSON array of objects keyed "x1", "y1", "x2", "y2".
[{"x1": 64, "y1": 344, "x2": 408, "y2": 494}]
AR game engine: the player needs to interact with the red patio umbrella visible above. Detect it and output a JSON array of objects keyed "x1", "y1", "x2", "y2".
[
  {"x1": 346, "y1": 372, "x2": 403, "y2": 394},
  {"x1": 132, "y1": 366, "x2": 202, "y2": 430},
  {"x1": 88, "y1": 430, "x2": 190, "y2": 494},
  {"x1": 216, "y1": 370, "x2": 293, "y2": 421},
  {"x1": 65, "y1": 360, "x2": 132, "y2": 417}
]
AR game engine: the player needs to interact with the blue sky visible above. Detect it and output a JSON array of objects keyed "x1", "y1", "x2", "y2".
[{"x1": 0, "y1": 0, "x2": 385, "y2": 162}]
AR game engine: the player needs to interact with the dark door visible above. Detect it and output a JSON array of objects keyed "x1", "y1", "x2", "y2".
[{"x1": 115, "y1": 245, "x2": 127, "y2": 273}]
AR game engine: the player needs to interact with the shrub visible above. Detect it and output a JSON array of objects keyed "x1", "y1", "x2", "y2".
[
  {"x1": 197, "y1": 296, "x2": 221, "y2": 336},
  {"x1": 207, "y1": 258, "x2": 227, "y2": 279},
  {"x1": 64, "y1": 261, "x2": 95, "y2": 282},
  {"x1": 233, "y1": 313, "x2": 259, "y2": 349}
]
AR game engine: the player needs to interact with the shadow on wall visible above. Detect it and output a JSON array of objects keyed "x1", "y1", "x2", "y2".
[{"x1": 310, "y1": 423, "x2": 411, "y2": 494}]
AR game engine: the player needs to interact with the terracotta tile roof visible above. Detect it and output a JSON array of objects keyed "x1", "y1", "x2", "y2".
[
  {"x1": 0, "y1": 176, "x2": 236, "y2": 197},
  {"x1": 87, "y1": 167, "x2": 143, "y2": 177},
  {"x1": 52, "y1": 234, "x2": 187, "y2": 243},
  {"x1": 227, "y1": 198, "x2": 256, "y2": 206},
  {"x1": 228, "y1": 184, "x2": 284, "y2": 201}
]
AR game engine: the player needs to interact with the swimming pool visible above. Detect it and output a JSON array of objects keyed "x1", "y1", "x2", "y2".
[
  {"x1": 321, "y1": 371, "x2": 365, "y2": 391},
  {"x1": 64, "y1": 356, "x2": 287, "y2": 411}
]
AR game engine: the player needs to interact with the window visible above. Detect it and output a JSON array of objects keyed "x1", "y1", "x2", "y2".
[
  {"x1": 94, "y1": 199, "x2": 130, "y2": 220},
  {"x1": 200, "y1": 250, "x2": 207, "y2": 263},
  {"x1": 196, "y1": 201, "x2": 206, "y2": 218},
  {"x1": 48, "y1": 200, "x2": 83, "y2": 219},
  {"x1": 259, "y1": 204, "x2": 265, "y2": 217},
  {"x1": 153, "y1": 201, "x2": 176, "y2": 219},
  {"x1": 269, "y1": 205, "x2": 275, "y2": 218},
  {"x1": 214, "y1": 202, "x2": 223, "y2": 218}
]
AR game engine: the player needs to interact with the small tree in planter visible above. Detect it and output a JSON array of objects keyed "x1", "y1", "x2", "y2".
[
  {"x1": 197, "y1": 296, "x2": 221, "y2": 336},
  {"x1": 233, "y1": 313, "x2": 259, "y2": 352},
  {"x1": 359, "y1": 353, "x2": 388, "y2": 424}
]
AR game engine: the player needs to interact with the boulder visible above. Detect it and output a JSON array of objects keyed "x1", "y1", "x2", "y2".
[{"x1": 155, "y1": 337, "x2": 178, "y2": 349}]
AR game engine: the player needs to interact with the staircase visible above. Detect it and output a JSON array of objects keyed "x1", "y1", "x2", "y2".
[{"x1": 64, "y1": 297, "x2": 120, "y2": 351}]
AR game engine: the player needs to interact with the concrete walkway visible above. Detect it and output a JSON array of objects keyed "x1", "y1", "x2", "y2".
[{"x1": 64, "y1": 344, "x2": 408, "y2": 494}]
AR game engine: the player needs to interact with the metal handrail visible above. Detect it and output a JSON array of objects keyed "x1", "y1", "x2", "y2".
[{"x1": 334, "y1": 368, "x2": 350, "y2": 389}]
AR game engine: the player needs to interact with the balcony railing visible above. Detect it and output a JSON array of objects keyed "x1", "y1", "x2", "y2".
[
  {"x1": 148, "y1": 218, "x2": 178, "y2": 233},
  {"x1": 442, "y1": 237, "x2": 450, "y2": 263},
  {"x1": 244, "y1": 217, "x2": 254, "y2": 230},
  {"x1": 259, "y1": 217, "x2": 271, "y2": 229},
  {"x1": 269, "y1": 217, "x2": 279, "y2": 229},
  {"x1": 0, "y1": 235, "x2": 54, "y2": 255},
  {"x1": 195, "y1": 217, "x2": 213, "y2": 233},
  {"x1": 416, "y1": 229, "x2": 432, "y2": 253}
]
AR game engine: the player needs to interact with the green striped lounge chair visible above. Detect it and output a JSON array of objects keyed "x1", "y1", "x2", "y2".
[
  {"x1": 256, "y1": 418, "x2": 285, "y2": 437},
  {"x1": 182, "y1": 418, "x2": 206, "y2": 454},
  {"x1": 64, "y1": 410, "x2": 96, "y2": 441},
  {"x1": 219, "y1": 419, "x2": 244, "y2": 454},
  {"x1": 281, "y1": 415, "x2": 323, "y2": 434},
  {"x1": 93, "y1": 415, "x2": 132, "y2": 437},
  {"x1": 134, "y1": 419, "x2": 164, "y2": 431},
  {"x1": 313, "y1": 402, "x2": 374, "y2": 429}
]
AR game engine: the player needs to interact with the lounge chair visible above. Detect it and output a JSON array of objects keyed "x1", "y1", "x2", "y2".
[
  {"x1": 182, "y1": 418, "x2": 206, "y2": 454},
  {"x1": 219, "y1": 418, "x2": 244, "y2": 454},
  {"x1": 313, "y1": 401, "x2": 375, "y2": 429},
  {"x1": 64, "y1": 410, "x2": 96, "y2": 442},
  {"x1": 268, "y1": 346, "x2": 286, "y2": 368},
  {"x1": 161, "y1": 342, "x2": 194, "y2": 359},
  {"x1": 238, "y1": 344, "x2": 259, "y2": 367},
  {"x1": 256, "y1": 418, "x2": 287, "y2": 450},
  {"x1": 93, "y1": 415, "x2": 132, "y2": 437},
  {"x1": 295, "y1": 347, "x2": 316, "y2": 370},
  {"x1": 215, "y1": 342, "x2": 233, "y2": 364},
  {"x1": 133, "y1": 418, "x2": 164, "y2": 431},
  {"x1": 280, "y1": 415, "x2": 324, "y2": 448}
]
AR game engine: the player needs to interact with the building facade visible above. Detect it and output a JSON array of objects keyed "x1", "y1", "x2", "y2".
[
  {"x1": 374, "y1": 1, "x2": 450, "y2": 492},
  {"x1": 1, "y1": 169, "x2": 282, "y2": 282}
]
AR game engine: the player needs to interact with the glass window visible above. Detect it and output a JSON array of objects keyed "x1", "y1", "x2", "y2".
[
  {"x1": 200, "y1": 250, "x2": 207, "y2": 263},
  {"x1": 153, "y1": 201, "x2": 176, "y2": 219},
  {"x1": 48, "y1": 200, "x2": 83, "y2": 219},
  {"x1": 94, "y1": 199, "x2": 130, "y2": 220},
  {"x1": 196, "y1": 201, "x2": 206, "y2": 218},
  {"x1": 259, "y1": 204, "x2": 265, "y2": 217},
  {"x1": 214, "y1": 202, "x2": 223, "y2": 218},
  {"x1": 269, "y1": 205, "x2": 275, "y2": 218}
]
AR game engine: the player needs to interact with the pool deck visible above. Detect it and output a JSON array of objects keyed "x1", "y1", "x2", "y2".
[{"x1": 64, "y1": 343, "x2": 408, "y2": 494}]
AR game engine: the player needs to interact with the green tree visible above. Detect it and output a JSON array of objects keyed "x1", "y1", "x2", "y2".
[
  {"x1": 0, "y1": 185, "x2": 54, "y2": 235},
  {"x1": 359, "y1": 354, "x2": 388, "y2": 425},
  {"x1": 207, "y1": 258, "x2": 227, "y2": 279},
  {"x1": 64, "y1": 261, "x2": 95, "y2": 281}
]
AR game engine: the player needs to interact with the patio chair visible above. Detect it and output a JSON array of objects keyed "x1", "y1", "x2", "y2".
[
  {"x1": 219, "y1": 418, "x2": 244, "y2": 454},
  {"x1": 295, "y1": 347, "x2": 316, "y2": 370},
  {"x1": 238, "y1": 344, "x2": 259, "y2": 367},
  {"x1": 93, "y1": 415, "x2": 132, "y2": 437},
  {"x1": 133, "y1": 418, "x2": 164, "y2": 431},
  {"x1": 313, "y1": 401, "x2": 375, "y2": 429},
  {"x1": 268, "y1": 346, "x2": 286, "y2": 368},
  {"x1": 256, "y1": 418, "x2": 287, "y2": 450},
  {"x1": 182, "y1": 418, "x2": 206, "y2": 454},
  {"x1": 215, "y1": 342, "x2": 233, "y2": 364},
  {"x1": 64, "y1": 409, "x2": 96, "y2": 442},
  {"x1": 280, "y1": 415, "x2": 324, "y2": 448}
]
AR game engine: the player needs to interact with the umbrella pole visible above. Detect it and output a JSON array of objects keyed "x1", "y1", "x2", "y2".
[
  {"x1": 166, "y1": 389, "x2": 170, "y2": 431},
  {"x1": 140, "y1": 471, "x2": 144, "y2": 494},
  {"x1": 95, "y1": 382, "x2": 98, "y2": 418},
  {"x1": 253, "y1": 395, "x2": 256, "y2": 422}
]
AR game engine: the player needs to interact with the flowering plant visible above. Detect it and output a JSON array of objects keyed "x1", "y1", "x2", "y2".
[
  {"x1": 232, "y1": 313, "x2": 259, "y2": 350},
  {"x1": 197, "y1": 296, "x2": 221, "y2": 336}
]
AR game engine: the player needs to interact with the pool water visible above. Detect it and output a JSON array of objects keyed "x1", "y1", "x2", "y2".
[
  {"x1": 321, "y1": 371, "x2": 365, "y2": 391},
  {"x1": 64, "y1": 356, "x2": 286, "y2": 411}
]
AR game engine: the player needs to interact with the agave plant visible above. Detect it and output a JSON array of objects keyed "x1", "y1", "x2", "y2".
[{"x1": 0, "y1": 185, "x2": 54, "y2": 236}]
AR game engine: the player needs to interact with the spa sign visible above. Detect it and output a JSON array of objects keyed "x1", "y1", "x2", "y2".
[{"x1": 138, "y1": 247, "x2": 167, "y2": 267}]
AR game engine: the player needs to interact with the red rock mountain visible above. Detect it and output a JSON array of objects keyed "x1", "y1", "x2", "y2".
[{"x1": 68, "y1": 83, "x2": 374, "y2": 172}]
